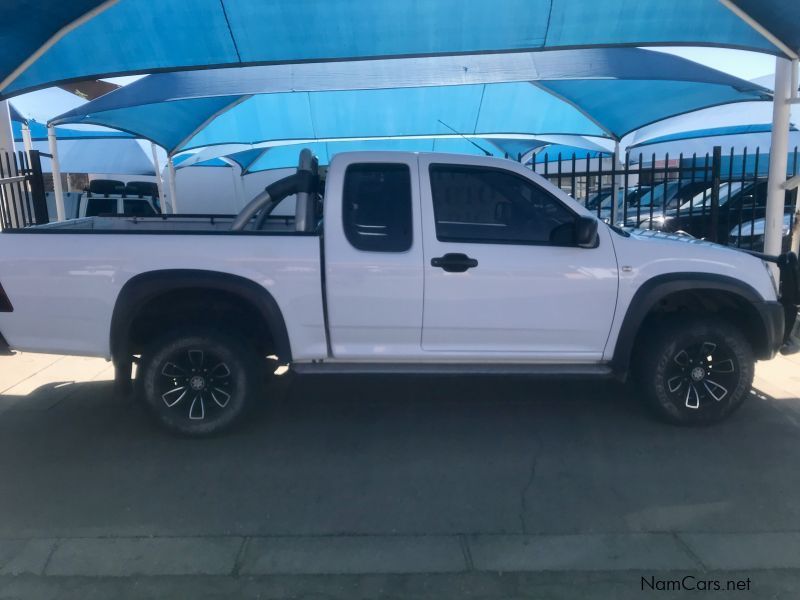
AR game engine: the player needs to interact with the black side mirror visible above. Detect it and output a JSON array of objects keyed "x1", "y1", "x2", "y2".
[{"x1": 575, "y1": 215, "x2": 599, "y2": 248}]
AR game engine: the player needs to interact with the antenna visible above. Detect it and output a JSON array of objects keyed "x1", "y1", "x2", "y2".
[{"x1": 437, "y1": 120, "x2": 492, "y2": 156}]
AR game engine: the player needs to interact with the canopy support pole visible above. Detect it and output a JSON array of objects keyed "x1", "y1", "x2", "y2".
[
  {"x1": 167, "y1": 156, "x2": 178, "y2": 214},
  {"x1": 766, "y1": 58, "x2": 793, "y2": 270},
  {"x1": 21, "y1": 123, "x2": 33, "y2": 156},
  {"x1": 789, "y1": 59, "x2": 800, "y2": 255},
  {"x1": 611, "y1": 140, "x2": 622, "y2": 225},
  {"x1": 0, "y1": 101, "x2": 17, "y2": 228},
  {"x1": 47, "y1": 124, "x2": 65, "y2": 222},
  {"x1": 0, "y1": 101, "x2": 15, "y2": 158},
  {"x1": 149, "y1": 143, "x2": 167, "y2": 214}
]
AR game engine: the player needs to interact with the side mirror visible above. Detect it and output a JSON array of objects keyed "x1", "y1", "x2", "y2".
[{"x1": 575, "y1": 215, "x2": 599, "y2": 248}]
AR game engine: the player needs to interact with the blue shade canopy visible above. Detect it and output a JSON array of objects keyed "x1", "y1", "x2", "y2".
[
  {"x1": 224, "y1": 139, "x2": 505, "y2": 174},
  {"x1": 172, "y1": 154, "x2": 231, "y2": 168},
  {"x1": 51, "y1": 48, "x2": 770, "y2": 154},
  {"x1": 12, "y1": 119, "x2": 132, "y2": 142},
  {"x1": 629, "y1": 124, "x2": 799, "y2": 149},
  {"x1": 27, "y1": 138, "x2": 155, "y2": 175},
  {"x1": 2, "y1": 0, "x2": 798, "y2": 98},
  {"x1": 8, "y1": 103, "x2": 26, "y2": 123}
]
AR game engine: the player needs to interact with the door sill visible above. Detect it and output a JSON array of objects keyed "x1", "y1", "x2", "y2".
[{"x1": 291, "y1": 362, "x2": 613, "y2": 377}]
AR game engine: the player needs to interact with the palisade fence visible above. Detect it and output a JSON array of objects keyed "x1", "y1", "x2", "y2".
[
  {"x1": 2, "y1": 146, "x2": 799, "y2": 253},
  {"x1": 0, "y1": 150, "x2": 49, "y2": 230},
  {"x1": 531, "y1": 145, "x2": 800, "y2": 251}
]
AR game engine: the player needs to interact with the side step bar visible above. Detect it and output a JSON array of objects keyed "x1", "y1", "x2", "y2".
[{"x1": 292, "y1": 362, "x2": 614, "y2": 377}]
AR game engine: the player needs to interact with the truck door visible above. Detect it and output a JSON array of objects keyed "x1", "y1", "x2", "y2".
[
  {"x1": 323, "y1": 153, "x2": 424, "y2": 359},
  {"x1": 418, "y1": 155, "x2": 618, "y2": 361}
]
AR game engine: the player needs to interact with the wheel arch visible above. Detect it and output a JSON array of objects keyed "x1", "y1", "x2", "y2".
[
  {"x1": 110, "y1": 269, "x2": 292, "y2": 367},
  {"x1": 611, "y1": 273, "x2": 772, "y2": 377}
]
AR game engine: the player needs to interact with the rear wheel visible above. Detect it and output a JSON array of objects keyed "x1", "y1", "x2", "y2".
[
  {"x1": 637, "y1": 316, "x2": 754, "y2": 425},
  {"x1": 138, "y1": 328, "x2": 261, "y2": 436}
]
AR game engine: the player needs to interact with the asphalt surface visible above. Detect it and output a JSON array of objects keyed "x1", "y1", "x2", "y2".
[{"x1": 1, "y1": 365, "x2": 800, "y2": 598}]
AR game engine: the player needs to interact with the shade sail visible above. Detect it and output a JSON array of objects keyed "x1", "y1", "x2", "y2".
[
  {"x1": 239, "y1": 139, "x2": 507, "y2": 174},
  {"x1": 12, "y1": 119, "x2": 132, "y2": 141},
  {"x1": 27, "y1": 138, "x2": 155, "y2": 175},
  {"x1": 3, "y1": 0, "x2": 798, "y2": 98},
  {"x1": 629, "y1": 124, "x2": 799, "y2": 149},
  {"x1": 8, "y1": 103, "x2": 26, "y2": 124},
  {"x1": 51, "y1": 48, "x2": 771, "y2": 155}
]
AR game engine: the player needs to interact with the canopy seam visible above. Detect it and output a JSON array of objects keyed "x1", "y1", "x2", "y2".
[
  {"x1": 219, "y1": 0, "x2": 243, "y2": 63},
  {"x1": 542, "y1": 0, "x2": 554, "y2": 48}
]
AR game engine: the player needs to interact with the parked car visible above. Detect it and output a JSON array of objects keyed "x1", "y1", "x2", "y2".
[
  {"x1": 623, "y1": 180, "x2": 714, "y2": 227},
  {"x1": 586, "y1": 186, "x2": 651, "y2": 223},
  {"x1": 78, "y1": 179, "x2": 161, "y2": 218},
  {"x1": 640, "y1": 180, "x2": 795, "y2": 244},
  {"x1": 729, "y1": 212, "x2": 794, "y2": 252},
  {"x1": 0, "y1": 150, "x2": 797, "y2": 436}
]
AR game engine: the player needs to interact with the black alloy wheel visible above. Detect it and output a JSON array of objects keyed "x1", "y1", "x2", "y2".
[
  {"x1": 638, "y1": 316, "x2": 754, "y2": 425},
  {"x1": 139, "y1": 328, "x2": 260, "y2": 436}
]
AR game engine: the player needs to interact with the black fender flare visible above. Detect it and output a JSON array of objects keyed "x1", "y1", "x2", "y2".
[
  {"x1": 610, "y1": 272, "x2": 770, "y2": 376},
  {"x1": 110, "y1": 269, "x2": 292, "y2": 365}
]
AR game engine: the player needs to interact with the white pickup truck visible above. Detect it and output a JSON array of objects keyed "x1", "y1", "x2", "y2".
[{"x1": 0, "y1": 149, "x2": 798, "y2": 436}]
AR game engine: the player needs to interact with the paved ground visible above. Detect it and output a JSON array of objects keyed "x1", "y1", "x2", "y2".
[{"x1": 1, "y1": 352, "x2": 800, "y2": 598}]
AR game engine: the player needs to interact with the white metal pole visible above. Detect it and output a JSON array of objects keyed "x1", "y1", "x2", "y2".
[
  {"x1": 611, "y1": 140, "x2": 622, "y2": 225},
  {"x1": 149, "y1": 142, "x2": 167, "y2": 214},
  {"x1": 21, "y1": 123, "x2": 33, "y2": 156},
  {"x1": 0, "y1": 101, "x2": 16, "y2": 229},
  {"x1": 0, "y1": 101, "x2": 15, "y2": 158},
  {"x1": 789, "y1": 59, "x2": 800, "y2": 255},
  {"x1": 47, "y1": 124, "x2": 66, "y2": 221},
  {"x1": 766, "y1": 58, "x2": 793, "y2": 268},
  {"x1": 167, "y1": 156, "x2": 178, "y2": 214}
]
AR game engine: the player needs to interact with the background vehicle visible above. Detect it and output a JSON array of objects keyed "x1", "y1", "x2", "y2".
[
  {"x1": 0, "y1": 150, "x2": 796, "y2": 436},
  {"x1": 45, "y1": 179, "x2": 162, "y2": 220},
  {"x1": 623, "y1": 180, "x2": 713, "y2": 227},
  {"x1": 640, "y1": 180, "x2": 796, "y2": 244},
  {"x1": 729, "y1": 212, "x2": 795, "y2": 252}
]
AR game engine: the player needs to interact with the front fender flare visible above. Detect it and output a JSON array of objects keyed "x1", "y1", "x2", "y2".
[{"x1": 610, "y1": 273, "x2": 767, "y2": 376}]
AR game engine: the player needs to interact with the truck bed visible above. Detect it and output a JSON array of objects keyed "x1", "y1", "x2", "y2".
[
  {"x1": 30, "y1": 214, "x2": 297, "y2": 234},
  {"x1": 0, "y1": 228, "x2": 326, "y2": 359}
]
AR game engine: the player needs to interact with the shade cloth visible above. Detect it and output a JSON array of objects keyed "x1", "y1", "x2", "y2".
[
  {"x1": 51, "y1": 48, "x2": 771, "y2": 155},
  {"x1": 3, "y1": 0, "x2": 798, "y2": 98}
]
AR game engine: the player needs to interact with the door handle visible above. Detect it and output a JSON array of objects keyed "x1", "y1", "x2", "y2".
[{"x1": 431, "y1": 253, "x2": 479, "y2": 273}]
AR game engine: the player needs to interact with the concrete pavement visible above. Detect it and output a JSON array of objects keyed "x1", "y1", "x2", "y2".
[{"x1": 0, "y1": 352, "x2": 799, "y2": 598}]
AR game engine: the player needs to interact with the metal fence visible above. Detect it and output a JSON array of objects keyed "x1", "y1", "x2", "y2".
[
  {"x1": 0, "y1": 149, "x2": 48, "y2": 229},
  {"x1": 532, "y1": 145, "x2": 800, "y2": 252}
]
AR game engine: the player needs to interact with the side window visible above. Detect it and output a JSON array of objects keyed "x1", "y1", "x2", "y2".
[
  {"x1": 429, "y1": 165, "x2": 577, "y2": 246},
  {"x1": 84, "y1": 197, "x2": 117, "y2": 217},
  {"x1": 342, "y1": 163, "x2": 413, "y2": 252},
  {"x1": 123, "y1": 199, "x2": 157, "y2": 216}
]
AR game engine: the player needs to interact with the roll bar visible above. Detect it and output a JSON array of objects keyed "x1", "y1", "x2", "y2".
[{"x1": 230, "y1": 148, "x2": 319, "y2": 232}]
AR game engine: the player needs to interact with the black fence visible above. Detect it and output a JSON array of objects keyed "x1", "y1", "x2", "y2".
[
  {"x1": 0, "y1": 149, "x2": 48, "y2": 229},
  {"x1": 532, "y1": 145, "x2": 800, "y2": 252}
]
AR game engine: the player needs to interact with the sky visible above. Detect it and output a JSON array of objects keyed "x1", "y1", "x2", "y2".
[{"x1": 652, "y1": 47, "x2": 776, "y2": 83}]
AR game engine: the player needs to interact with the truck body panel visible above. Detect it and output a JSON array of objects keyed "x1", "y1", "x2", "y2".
[
  {"x1": 0, "y1": 232, "x2": 327, "y2": 359},
  {"x1": 0, "y1": 151, "x2": 784, "y2": 372}
]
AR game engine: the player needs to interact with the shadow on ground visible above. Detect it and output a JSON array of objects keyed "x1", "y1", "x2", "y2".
[{"x1": 0, "y1": 373, "x2": 798, "y2": 539}]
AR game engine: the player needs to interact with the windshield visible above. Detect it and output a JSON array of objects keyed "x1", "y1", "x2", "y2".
[{"x1": 679, "y1": 181, "x2": 745, "y2": 211}]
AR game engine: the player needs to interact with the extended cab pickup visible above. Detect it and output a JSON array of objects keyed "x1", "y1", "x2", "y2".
[{"x1": 0, "y1": 149, "x2": 798, "y2": 435}]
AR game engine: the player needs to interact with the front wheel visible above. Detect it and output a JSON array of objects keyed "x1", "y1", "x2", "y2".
[
  {"x1": 138, "y1": 328, "x2": 261, "y2": 436},
  {"x1": 636, "y1": 316, "x2": 754, "y2": 425}
]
